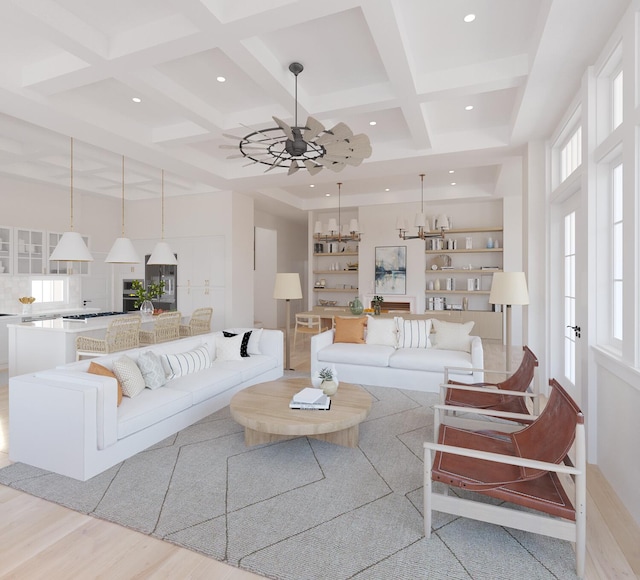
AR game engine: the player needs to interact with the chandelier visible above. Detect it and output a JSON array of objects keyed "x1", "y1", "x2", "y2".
[
  {"x1": 396, "y1": 174, "x2": 446, "y2": 240},
  {"x1": 223, "y1": 62, "x2": 372, "y2": 175},
  {"x1": 314, "y1": 183, "x2": 361, "y2": 243}
]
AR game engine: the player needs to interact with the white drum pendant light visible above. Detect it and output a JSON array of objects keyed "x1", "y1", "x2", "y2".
[
  {"x1": 105, "y1": 156, "x2": 141, "y2": 263},
  {"x1": 50, "y1": 137, "x2": 93, "y2": 262},
  {"x1": 147, "y1": 169, "x2": 177, "y2": 265}
]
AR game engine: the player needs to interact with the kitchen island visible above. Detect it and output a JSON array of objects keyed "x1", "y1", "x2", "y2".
[{"x1": 8, "y1": 313, "x2": 154, "y2": 377}]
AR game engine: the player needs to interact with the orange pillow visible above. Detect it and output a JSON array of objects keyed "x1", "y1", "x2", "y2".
[
  {"x1": 88, "y1": 362, "x2": 123, "y2": 406},
  {"x1": 334, "y1": 316, "x2": 367, "y2": 344}
]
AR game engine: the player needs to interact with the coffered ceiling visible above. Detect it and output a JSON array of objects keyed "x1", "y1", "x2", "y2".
[{"x1": 0, "y1": 0, "x2": 629, "y2": 219}]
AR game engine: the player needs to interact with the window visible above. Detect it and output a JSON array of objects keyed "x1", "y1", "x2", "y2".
[
  {"x1": 611, "y1": 163, "x2": 623, "y2": 343},
  {"x1": 612, "y1": 69, "x2": 623, "y2": 130},
  {"x1": 31, "y1": 278, "x2": 67, "y2": 305},
  {"x1": 560, "y1": 126, "x2": 582, "y2": 182}
]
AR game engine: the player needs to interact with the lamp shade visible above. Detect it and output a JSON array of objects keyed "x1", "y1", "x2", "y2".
[
  {"x1": 105, "y1": 237, "x2": 141, "y2": 263},
  {"x1": 349, "y1": 218, "x2": 359, "y2": 233},
  {"x1": 273, "y1": 273, "x2": 302, "y2": 300},
  {"x1": 489, "y1": 272, "x2": 530, "y2": 305},
  {"x1": 147, "y1": 241, "x2": 177, "y2": 265},
  {"x1": 414, "y1": 212, "x2": 426, "y2": 228},
  {"x1": 49, "y1": 231, "x2": 93, "y2": 262},
  {"x1": 314, "y1": 220, "x2": 323, "y2": 234}
]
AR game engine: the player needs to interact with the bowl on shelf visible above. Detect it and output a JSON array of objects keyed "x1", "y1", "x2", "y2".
[{"x1": 318, "y1": 299, "x2": 338, "y2": 307}]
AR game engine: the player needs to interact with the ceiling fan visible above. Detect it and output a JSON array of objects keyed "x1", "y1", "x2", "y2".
[{"x1": 222, "y1": 62, "x2": 372, "y2": 175}]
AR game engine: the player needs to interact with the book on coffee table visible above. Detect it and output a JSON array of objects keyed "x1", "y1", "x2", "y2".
[
  {"x1": 292, "y1": 387, "x2": 325, "y2": 405},
  {"x1": 289, "y1": 394, "x2": 331, "y2": 410}
]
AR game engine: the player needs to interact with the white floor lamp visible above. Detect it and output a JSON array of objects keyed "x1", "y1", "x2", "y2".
[
  {"x1": 273, "y1": 273, "x2": 302, "y2": 371},
  {"x1": 489, "y1": 272, "x2": 530, "y2": 372}
]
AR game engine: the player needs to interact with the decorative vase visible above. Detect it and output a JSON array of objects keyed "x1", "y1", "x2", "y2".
[
  {"x1": 321, "y1": 380, "x2": 338, "y2": 396},
  {"x1": 349, "y1": 296, "x2": 363, "y2": 315},
  {"x1": 373, "y1": 302, "x2": 381, "y2": 315},
  {"x1": 140, "y1": 300, "x2": 154, "y2": 316}
]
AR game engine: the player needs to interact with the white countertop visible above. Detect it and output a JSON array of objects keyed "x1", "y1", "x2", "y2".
[{"x1": 8, "y1": 313, "x2": 143, "y2": 334}]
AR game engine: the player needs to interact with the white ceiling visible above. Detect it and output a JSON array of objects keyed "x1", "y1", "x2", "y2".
[{"x1": 0, "y1": 0, "x2": 629, "y2": 222}]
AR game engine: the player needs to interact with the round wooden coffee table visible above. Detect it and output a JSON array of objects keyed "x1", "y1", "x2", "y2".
[{"x1": 230, "y1": 378, "x2": 372, "y2": 448}]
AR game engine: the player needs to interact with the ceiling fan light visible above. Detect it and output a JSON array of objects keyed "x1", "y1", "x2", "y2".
[
  {"x1": 50, "y1": 231, "x2": 93, "y2": 262},
  {"x1": 147, "y1": 241, "x2": 177, "y2": 265},
  {"x1": 105, "y1": 237, "x2": 141, "y2": 263}
]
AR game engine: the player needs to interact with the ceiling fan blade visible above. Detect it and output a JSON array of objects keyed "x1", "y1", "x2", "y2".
[
  {"x1": 323, "y1": 153, "x2": 362, "y2": 166},
  {"x1": 304, "y1": 160, "x2": 323, "y2": 175},
  {"x1": 288, "y1": 161, "x2": 300, "y2": 175},
  {"x1": 272, "y1": 116, "x2": 294, "y2": 141},
  {"x1": 326, "y1": 161, "x2": 346, "y2": 172},
  {"x1": 327, "y1": 122, "x2": 354, "y2": 140},
  {"x1": 222, "y1": 133, "x2": 246, "y2": 140},
  {"x1": 303, "y1": 116, "x2": 324, "y2": 141}
]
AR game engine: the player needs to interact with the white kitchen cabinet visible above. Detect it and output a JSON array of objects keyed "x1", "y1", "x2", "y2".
[
  {"x1": 15, "y1": 228, "x2": 45, "y2": 274},
  {"x1": 0, "y1": 226, "x2": 12, "y2": 275},
  {"x1": 0, "y1": 315, "x2": 22, "y2": 367}
]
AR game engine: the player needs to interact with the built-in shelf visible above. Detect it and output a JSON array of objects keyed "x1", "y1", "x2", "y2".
[
  {"x1": 314, "y1": 252, "x2": 358, "y2": 257},
  {"x1": 425, "y1": 269, "x2": 502, "y2": 274},
  {"x1": 439, "y1": 226, "x2": 503, "y2": 234},
  {"x1": 425, "y1": 290, "x2": 491, "y2": 295},
  {"x1": 425, "y1": 248, "x2": 503, "y2": 254},
  {"x1": 314, "y1": 288, "x2": 359, "y2": 293},
  {"x1": 313, "y1": 270, "x2": 358, "y2": 274}
]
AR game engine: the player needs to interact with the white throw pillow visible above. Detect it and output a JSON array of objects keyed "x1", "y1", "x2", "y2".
[
  {"x1": 397, "y1": 318, "x2": 432, "y2": 349},
  {"x1": 112, "y1": 355, "x2": 146, "y2": 398},
  {"x1": 162, "y1": 345, "x2": 211, "y2": 379},
  {"x1": 365, "y1": 315, "x2": 397, "y2": 347},
  {"x1": 214, "y1": 334, "x2": 244, "y2": 361},
  {"x1": 431, "y1": 319, "x2": 474, "y2": 352},
  {"x1": 137, "y1": 350, "x2": 167, "y2": 389},
  {"x1": 226, "y1": 327, "x2": 263, "y2": 354}
]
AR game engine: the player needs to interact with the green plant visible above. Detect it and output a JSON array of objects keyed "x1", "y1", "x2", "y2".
[
  {"x1": 131, "y1": 279, "x2": 165, "y2": 309},
  {"x1": 372, "y1": 295, "x2": 384, "y2": 304},
  {"x1": 318, "y1": 367, "x2": 334, "y2": 383}
]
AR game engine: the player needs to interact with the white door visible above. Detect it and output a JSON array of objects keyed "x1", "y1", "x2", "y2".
[{"x1": 550, "y1": 192, "x2": 584, "y2": 405}]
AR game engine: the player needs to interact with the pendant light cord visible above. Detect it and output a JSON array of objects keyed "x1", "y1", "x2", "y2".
[
  {"x1": 70, "y1": 137, "x2": 74, "y2": 231},
  {"x1": 161, "y1": 169, "x2": 165, "y2": 240},
  {"x1": 420, "y1": 173, "x2": 425, "y2": 214},
  {"x1": 337, "y1": 182, "x2": 342, "y2": 235},
  {"x1": 121, "y1": 156, "x2": 125, "y2": 236}
]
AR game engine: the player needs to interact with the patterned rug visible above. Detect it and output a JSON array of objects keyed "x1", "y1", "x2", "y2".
[{"x1": 0, "y1": 381, "x2": 578, "y2": 579}]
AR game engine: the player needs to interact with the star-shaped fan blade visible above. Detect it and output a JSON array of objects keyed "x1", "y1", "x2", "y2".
[
  {"x1": 272, "y1": 117, "x2": 294, "y2": 141},
  {"x1": 304, "y1": 116, "x2": 324, "y2": 141},
  {"x1": 304, "y1": 160, "x2": 323, "y2": 175}
]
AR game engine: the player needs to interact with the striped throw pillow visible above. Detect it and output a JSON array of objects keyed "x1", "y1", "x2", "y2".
[
  {"x1": 397, "y1": 318, "x2": 432, "y2": 349},
  {"x1": 161, "y1": 346, "x2": 211, "y2": 379}
]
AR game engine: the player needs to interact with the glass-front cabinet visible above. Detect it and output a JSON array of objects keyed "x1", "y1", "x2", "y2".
[
  {"x1": 15, "y1": 228, "x2": 45, "y2": 274},
  {"x1": 0, "y1": 226, "x2": 12, "y2": 275},
  {"x1": 48, "y1": 232, "x2": 90, "y2": 275}
]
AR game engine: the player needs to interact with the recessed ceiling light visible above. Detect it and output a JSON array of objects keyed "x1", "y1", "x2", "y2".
[
  {"x1": 464, "y1": 14, "x2": 476, "y2": 23},
  {"x1": 325, "y1": 193, "x2": 331, "y2": 197},
  {"x1": 216, "y1": 76, "x2": 226, "y2": 83},
  {"x1": 465, "y1": 105, "x2": 474, "y2": 111},
  {"x1": 385, "y1": 188, "x2": 390, "y2": 192},
  {"x1": 309, "y1": 184, "x2": 315, "y2": 188},
  {"x1": 132, "y1": 97, "x2": 142, "y2": 103},
  {"x1": 449, "y1": 170, "x2": 455, "y2": 174},
  {"x1": 451, "y1": 182, "x2": 457, "y2": 186},
  {"x1": 369, "y1": 121, "x2": 377, "y2": 126}
]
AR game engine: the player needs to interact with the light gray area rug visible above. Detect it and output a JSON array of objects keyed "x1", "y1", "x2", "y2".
[{"x1": 0, "y1": 381, "x2": 578, "y2": 579}]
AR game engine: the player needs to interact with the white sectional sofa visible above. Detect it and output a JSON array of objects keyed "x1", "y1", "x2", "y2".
[
  {"x1": 9, "y1": 328, "x2": 283, "y2": 481},
  {"x1": 311, "y1": 316, "x2": 484, "y2": 393}
]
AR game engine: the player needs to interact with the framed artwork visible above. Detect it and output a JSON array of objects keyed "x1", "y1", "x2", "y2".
[{"x1": 375, "y1": 246, "x2": 406, "y2": 295}]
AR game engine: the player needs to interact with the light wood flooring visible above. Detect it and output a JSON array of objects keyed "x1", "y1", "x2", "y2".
[{"x1": 0, "y1": 339, "x2": 638, "y2": 579}]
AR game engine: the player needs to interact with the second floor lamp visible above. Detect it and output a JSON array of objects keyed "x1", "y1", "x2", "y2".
[{"x1": 273, "y1": 273, "x2": 302, "y2": 370}]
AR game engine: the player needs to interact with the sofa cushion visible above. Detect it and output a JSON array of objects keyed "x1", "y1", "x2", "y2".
[
  {"x1": 431, "y1": 319, "x2": 474, "y2": 352},
  {"x1": 162, "y1": 345, "x2": 212, "y2": 378},
  {"x1": 117, "y1": 387, "x2": 192, "y2": 439},
  {"x1": 365, "y1": 315, "x2": 397, "y2": 347},
  {"x1": 137, "y1": 351, "x2": 167, "y2": 389},
  {"x1": 389, "y1": 348, "x2": 473, "y2": 374},
  {"x1": 318, "y1": 343, "x2": 394, "y2": 367},
  {"x1": 397, "y1": 318, "x2": 432, "y2": 349},
  {"x1": 166, "y1": 367, "x2": 242, "y2": 405},
  {"x1": 112, "y1": 355, "x2": 146, "y2": 398},
  {"x1": 88, "y1": 362, "x2": 123, "y2": 406},
  {"x1": 224, "y1": 327, "x2": 263, "y2": 354},
  {"x1": 334, "y1": 316, "x2": 367, "y2": 344}
]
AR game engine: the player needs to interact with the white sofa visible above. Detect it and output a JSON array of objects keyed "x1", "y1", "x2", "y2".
[
  {"x1": 9, "y1": 328, "x2": 283, "y2": 481},
  {"x1": 311, "y1": 320, "x2": 484, "y2": 393}
]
